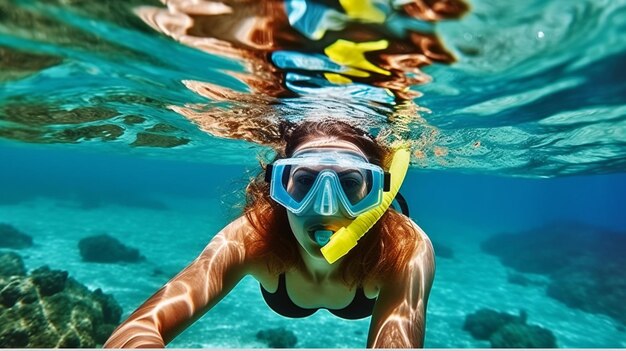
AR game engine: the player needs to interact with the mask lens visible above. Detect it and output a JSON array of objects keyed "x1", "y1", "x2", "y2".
[
  {"x1": 339, "y1": 169, "x2": 372, "y2": 205},
  {"x1": 285, "y1": 165, "x2": 372, "y2": 206},
  {"x1": 285, "y1": 166, "x2": 320, "y2": 202},
  {"x1": 270, "y1": 151, "x2": 384, "y2": 216}
]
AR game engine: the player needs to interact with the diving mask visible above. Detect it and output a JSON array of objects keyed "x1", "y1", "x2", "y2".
[{"x1": 266, "y1": 149, "x2": 390, "y2": 218}]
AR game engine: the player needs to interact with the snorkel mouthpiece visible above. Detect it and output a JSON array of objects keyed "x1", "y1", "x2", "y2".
[
  {"x1": 314, "y1": 230, "x2": 333, "y2": 246},
  {"x1": 320, "y1": 148, "x2": 410, "y2": 264}
]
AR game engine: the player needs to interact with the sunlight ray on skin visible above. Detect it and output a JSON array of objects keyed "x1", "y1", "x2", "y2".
[
  {"x1": 369, "y1": 228, "x2": 433, "y2": 348},
  {"x1": 374, "y1": 309, "x2": 413, "y2": 346},
  {"x1": 155, "y1": 292, "x2": 195, "y2": 316},
  {"x1": 107, "y1": 322, "x2": 164, "y2": 348},
  {"x1": 104, "y1": 219, "x2": 248, "y2": 347}
]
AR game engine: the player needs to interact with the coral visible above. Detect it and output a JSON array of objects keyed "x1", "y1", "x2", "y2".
[
  {"x1": 0, "y1": 253, "x2": 122, "y2": 347},
  {"x1": 0, "y1": 251, "x2": 27, "y2": 277},
  {"x1": 463, "y1": 308, "x2": 523, "y2": 340},
  {"x1": 78, "y1": 234, "x2": 144, "y2": 263},
  {"x1": 463, "y1": 308, "x2": 557, "y2": 348},
  {"x1": 0, "y1": 223, "x2": 33, "y2": 249},
  {"x1": 256, "y1": 327, "x2": 298, "y2": 348},
  {"x1": 490, "y1": 322, "x2": 557, "y2": 348},
  {"x1": 31, "y1": 266, "x2": 68, "y2": 297}
]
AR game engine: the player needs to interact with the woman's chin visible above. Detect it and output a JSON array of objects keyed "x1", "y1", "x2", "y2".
[{"x1": 299, "y1": 239, "x2": 326, "y2": 259}]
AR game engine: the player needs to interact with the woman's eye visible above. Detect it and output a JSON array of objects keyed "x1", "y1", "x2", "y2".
[
  {"x1": 296, "y1": 175, "x2": 315, "y2": 186},
  {"x1": 341, "y1": 178, "x2": 362, "y2": 189}
]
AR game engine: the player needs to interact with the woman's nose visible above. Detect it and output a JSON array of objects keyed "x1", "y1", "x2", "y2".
[{"x1": 313, "y1": 177, "x2": 338, "y2": 216}]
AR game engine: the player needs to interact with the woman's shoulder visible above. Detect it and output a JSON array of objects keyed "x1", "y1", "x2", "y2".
[
  {"x1": 389, "y1": 214, "x2": 434, "y2": 274},
  {"x1": 367, "y1": 214, "x2": 434, "y2": 290},
  {"x1": 389, "y1": 212, "x2": 433, "y2": 252},
  {"x1": 400, "y1": 217, "x2": 434, "y2": 265},
  {"x1": 406, "y1": 217, "x2": 433, "y2": 252}
]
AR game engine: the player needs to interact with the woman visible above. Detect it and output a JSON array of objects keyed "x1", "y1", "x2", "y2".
[{"x1": 104, "y1": 120, "x2": 435, "y2": 348}]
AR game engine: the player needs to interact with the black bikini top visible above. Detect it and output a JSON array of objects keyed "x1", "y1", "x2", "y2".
[
  {"x1": 260, "y1": 273, "x2": 377, "y2": 320},
  {"x1": 258, "y1": 194, "x2": 408, "y2": 320}
]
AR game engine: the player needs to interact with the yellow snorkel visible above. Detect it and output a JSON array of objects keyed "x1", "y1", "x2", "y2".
[{"x1": 320, "y1": 148, "x2": 411, "y2": 264}]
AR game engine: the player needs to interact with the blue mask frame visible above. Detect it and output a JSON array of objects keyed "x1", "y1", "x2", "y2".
[{"x1": 265, "y1": 150, "x2": 390, "y2": 217}]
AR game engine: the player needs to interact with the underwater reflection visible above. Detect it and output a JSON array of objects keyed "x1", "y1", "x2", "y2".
[{"x1": 136, "y1": 0, "x2": 467, "y2": 145}]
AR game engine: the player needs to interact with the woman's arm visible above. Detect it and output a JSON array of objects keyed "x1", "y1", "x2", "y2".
[
  {"x1": 104, "y1": 216, "x2": 253, "y2": 348},
  {"x1": 366, "y1": 221, "x2": 435, "y2": 348}
]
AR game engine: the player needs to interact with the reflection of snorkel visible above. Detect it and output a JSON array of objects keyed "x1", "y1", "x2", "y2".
[{"x1": 320, "y1": 148, "x2": 410, "y2": 264}]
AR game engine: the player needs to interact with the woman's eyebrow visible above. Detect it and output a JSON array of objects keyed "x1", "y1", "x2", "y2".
[{"x1": 337, "y1": 169, "x2": 365, "y2": 177}]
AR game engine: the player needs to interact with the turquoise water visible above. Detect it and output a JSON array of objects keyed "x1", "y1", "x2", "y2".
[{"x1": 1, "y1": 0, "x2": 626, "y2": 348}]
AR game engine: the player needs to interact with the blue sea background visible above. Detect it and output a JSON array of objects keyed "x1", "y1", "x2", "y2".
[
  {"x1": 2, "y1": 144, "x2": 625, "y2": 347},
  {"x1": 1, "y1": 0, "x2": 626, "y2": 348}
]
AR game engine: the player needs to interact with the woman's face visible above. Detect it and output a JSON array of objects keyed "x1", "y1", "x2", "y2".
[{"x1": 285, "y1": 138, "x2": 368, "y2": 259}]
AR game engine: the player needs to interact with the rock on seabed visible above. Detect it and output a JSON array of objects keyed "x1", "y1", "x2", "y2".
[{"x1": 0, "y1": 252, "x2": 122, "y2": 347}]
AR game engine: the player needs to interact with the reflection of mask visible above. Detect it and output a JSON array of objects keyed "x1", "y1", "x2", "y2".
[{"x1": 266, "y1": 149, "x2": 389, "y2": 218}]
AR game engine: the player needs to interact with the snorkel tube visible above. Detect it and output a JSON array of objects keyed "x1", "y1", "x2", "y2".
[{"x1": 320, "y1": 148, "x2": 411, "y2": 264}]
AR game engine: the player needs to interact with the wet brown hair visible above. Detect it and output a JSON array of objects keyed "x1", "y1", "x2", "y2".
[{"x1": 243, "y1": 120, "x2": 420, "y2": 287}]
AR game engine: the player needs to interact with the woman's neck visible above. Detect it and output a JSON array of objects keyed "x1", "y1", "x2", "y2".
[{"x1": 297, "y1": 245, "x2": 344, "y2": 283}]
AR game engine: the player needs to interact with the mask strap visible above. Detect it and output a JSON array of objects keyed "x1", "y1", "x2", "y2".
[{"x1": 264, "y1": 164, "x2": 273, "y2": 182}]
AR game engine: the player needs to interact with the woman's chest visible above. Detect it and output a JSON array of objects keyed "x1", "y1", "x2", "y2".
[{"x1": 250, "y1": 263, "x2": 379, "y2": 310}]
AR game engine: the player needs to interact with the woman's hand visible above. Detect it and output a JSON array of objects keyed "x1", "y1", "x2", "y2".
[
  {"x1": 103, "y1": 217, "x2": 252, "y2": 348},
  {"x1": 366, "y1": 221, "x2": 435, "y2": 348}
]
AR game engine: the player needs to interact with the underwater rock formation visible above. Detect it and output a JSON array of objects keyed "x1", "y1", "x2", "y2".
[
  {"x1": 432, "y1": 241, "x2": 454, "y2": 259},
  {"x1": 463, "y1": 308, "x2": 557, "y2": 348},
  {"x1": 546, "y1": 263, "x2": 626, "y2": 326},
  {"x1": 0, "y1": 251, "x2": 27, "y2": 277},
  {"x1": 129, "y1": 122, "x2": 190, "y2": 148},
  {"x1": 53, "y1": 124, "x2": 124, "y2": 143},
  {"x1": 0, "y1": 46, "x2": 63, "y2": 82},
  {"x1": 122, "y1": 115, "x2": 147, "y2": 125},
  {"x1": 0, "y1": 97, "x2": 189, "y2": 147},
  {"x1": 463, "y1": 308, "x2": 524, "y2": 340},
  {"x1": 78, "y1": 234, "x2": 144, "y2": 263},
  {"x1": 131, "y1": 132, "x2": 190, "y2": 148},
  {"x1": 507, "y1": 272, "x2": 546, "y2": 287},
  {"x1": 0, "y1": 1, "x2": 152, "y2": 59},
  {"x1": 0, "y1": 253, "x2": 121, "y2": 347},
  {"x1": 256, "y1": 327, "x2": 298, "y2": 348},
  {"x1": 481, "y1": 222, "x2": 626, "y2": 325},
  {"x1": 3, "y1": 104, "x2": 119, "y2": 127},
  {"x1": 490, "y1": 321, "x2": 558, "y2": 348},
  {"x1": 0, "y1": 223, "x2": 33, "y2": 249}
]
